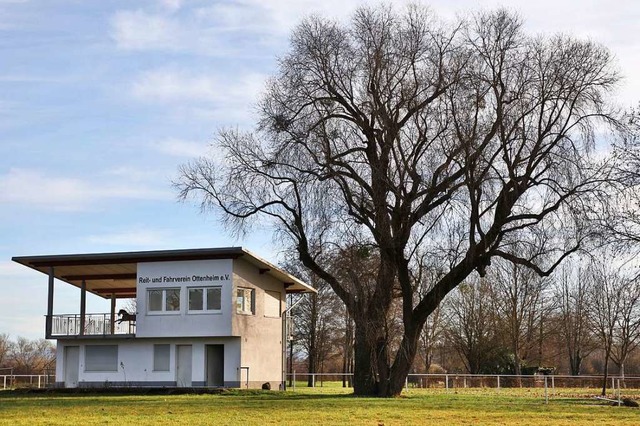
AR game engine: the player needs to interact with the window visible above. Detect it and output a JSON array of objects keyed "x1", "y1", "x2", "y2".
[
  {"x1": 188, "y1": 287, "x2": 222, "y2": 312},
  {"x1": 153, "y1": 344, "x2": 170, "y2": 371},
  {"x1": 85, "y1": 345, "x2": 118, "y2": 371},
  {"x1": 147, "y1": 288, "x2": 181, "y2": 313},
  {"x1": 264, "y1": 290, "x2": 281, "y2": 318},
  {"x1": 236, "y1": 288, "x2": 254, "y2": 315}
]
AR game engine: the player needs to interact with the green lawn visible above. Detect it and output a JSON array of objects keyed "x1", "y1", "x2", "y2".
[{"x1": 0, "y1": 387, "x2": 638, "y2": 425}]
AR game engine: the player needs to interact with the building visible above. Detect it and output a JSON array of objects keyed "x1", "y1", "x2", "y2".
[{"x1": 12, "y1": 247, "x2": 315, "y2": 389}]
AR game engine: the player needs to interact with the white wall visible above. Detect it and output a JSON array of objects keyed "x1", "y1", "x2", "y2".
[
  {"x1": 54, "y1": 257, "x2": 288, "y2": 389},
  {"x1": 56, "y1": 337, "x2": 241, "y2": 387},
  {"x1": 232, "y1": 259, "x2": 285, "y2": 386},
  {"x1": 136, "y1": 259, "x2": 233, "y2": 338}
]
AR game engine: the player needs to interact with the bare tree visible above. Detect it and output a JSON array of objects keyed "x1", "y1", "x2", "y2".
[
  {"x1": 553, "y1": 263, "x2": 595, "y2": 375},
  {"x1": 417, "y1": 305, "x2": 443, "y2": 373},
  {"x1": 176, "y1": 4, "x2": 624, "y2": 396},
  {"x1": 492, "y1": 259, "x2": 549, "y2": 379},
  {"x1": 295, "y1": 278, "x2": 343, "y2": 386},
  {"x1": 285, "y1": 259, "x2": 344, "y2": 386},
  {"x1": 341, "y1": 308, "x2": 354, "y2": 387},
  {"x1": 0, "y1": 333, "x2": 13, "y2": 368},
  {"x1": 610, "y1": 279, "x2": 640, "y2": 381},
  {"x1": 604, "y1": 104, "x2": 640, "y2": 248},
  {"x1": 444, "y1": 278, "x2": 499, "y2": 374},
  {"x1": 586, "y1": 259, "x2": 625, "y2": 395},
  {"x1": 10, "y1": 337, "x2": 55, "y2": 375}
]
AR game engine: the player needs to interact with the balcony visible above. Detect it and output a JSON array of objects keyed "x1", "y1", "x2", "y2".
[{"x1": 48, "y1": 313, "x2": 135, "y2": 338}]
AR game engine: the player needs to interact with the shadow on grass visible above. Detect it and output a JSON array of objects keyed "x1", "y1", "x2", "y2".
[{"x1": 0, "y1": 387, "x2": 362, "y2": 400}]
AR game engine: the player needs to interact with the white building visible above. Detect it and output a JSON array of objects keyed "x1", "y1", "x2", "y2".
[{"x1": 12, "y1": 247, "x2": 314, "y2": 389}]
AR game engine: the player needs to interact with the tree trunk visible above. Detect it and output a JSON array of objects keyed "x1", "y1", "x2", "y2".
[
  {"x1": 352, "y1": 324, "x2": 379, "y2": 395},
  {"x1": 601, "y1": 352, "x2": 610, "y2": 396},
  {"x1": 569, "y1": 351, "x2": 582, "y2": 376},
  {"x1": 382, "y1": 327, "x2": 421, "y2": 397}
]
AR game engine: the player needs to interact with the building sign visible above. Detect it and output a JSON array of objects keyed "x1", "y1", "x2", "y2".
[{"x1": 137, "y1": 259, "x2": 233, "y2": 287}]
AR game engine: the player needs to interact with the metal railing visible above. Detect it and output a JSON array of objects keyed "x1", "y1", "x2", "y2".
[
  {"x1": 50, "y1": 313, "x2": 135, "y2": 336},
  {"x1": 1, "y1": 374, "x2": 54, "y2": 389}
]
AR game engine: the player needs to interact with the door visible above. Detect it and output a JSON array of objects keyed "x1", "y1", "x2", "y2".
[
  {"x1": 176, "y1": 345, "x2": 192, "y2": 387},
  {"x1": 64, "y1": 346, "x2": 79, "y2": 388},
  {"x1": 206, "y1": 345, "x2": 224, "y2": 387}
]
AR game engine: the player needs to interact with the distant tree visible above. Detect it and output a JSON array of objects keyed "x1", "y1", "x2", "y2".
[
  {"x1": 610, "y1": 279, "x2": 640, "y2": 381},
  {"x1": 0, "y1": 333, "x2": 13, "y2": 368},
  {"x1": 553, "y1": 263, "x2": 596, "y2": 375},
  {"x1": 342, "y1": 309, "x2": 354, "y2": 387},
  {"x1": 286, "y1": 260, "x2": 343, "y2": 386},
  {"x1": 445, "y1": 278, "x2": 499, "y2": 374},
  {"x1": 492, "y1": 259, "x2": 550, "y2": 378},
  {"x1": 10, "y1": 337, "x2": 55, "y2": 375},
  {"x1": 417, "y1": 305, "x2": 443, "y2": 373},
  {"x1": 586, "y1": 259, "x2": 625, "y2": 395},
  {"x1": 177, "y1": 4, "x2": 625, "y2": 396}
]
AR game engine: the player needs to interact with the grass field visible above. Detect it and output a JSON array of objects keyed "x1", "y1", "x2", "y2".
[{"x1": 1, "y1": 386, "x2": 639, "y2": 425}]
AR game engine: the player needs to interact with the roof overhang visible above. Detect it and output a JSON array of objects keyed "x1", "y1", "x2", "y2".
[{"x1": 12, "y1": 247, "x2": 316, "y2": 299}]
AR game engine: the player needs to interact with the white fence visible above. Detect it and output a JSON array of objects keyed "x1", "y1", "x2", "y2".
[
  {"x1": 1, "y1": 374, "x2": 54, "y2": 389},
  {"x1": 287, "y1": 372, "x2": 640, "y2": 391}
]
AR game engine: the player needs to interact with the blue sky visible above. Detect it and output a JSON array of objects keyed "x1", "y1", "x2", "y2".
[{"x1": 1, "y1": 0, "x2": 639, "y2": 339}]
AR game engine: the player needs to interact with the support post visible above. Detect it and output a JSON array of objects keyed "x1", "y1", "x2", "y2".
[
  {"x1": 46, "y1": 267, "x2": 54, "y2": 338},
  {"x1": 445, "y1": 374, "x2": 449, "y2": 390},
  {"x1": 544, "y1": 376, "x2": 548, "y2": 404},
  {"x1": 282, "y1": 304, "x2": 287, "y2": 390},
  {"x1": 497, "y1": 375, "x2": 500, "y2": 389},
  {"x1": 110, "y1": 294, "x2": 116, "y2": 334},
  {"x1": 612, "y1": 376, "x2": 615, "y2": 395},
  {"x1": 79, "y1": 280, "x2": 86, "y2": 335}
]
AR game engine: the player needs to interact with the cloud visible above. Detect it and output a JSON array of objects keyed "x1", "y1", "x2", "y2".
[
  {"x1": 160, "y1": 0, "x2": 182, "y2": 12},
  {"x1": 152, "y1": 138, "x2": 211, "y2": 158},
  {"x1": 131, "y1": 68, "x2": 218, "y2": 102},
  {"x1": 129, "y1": 67, "x2": 266, "y2": 125},
  {"x1": 110, "y1": 9, "x2": 184, "y2": 51},
  {"x1": 132, "y1": 67, "x2": 266, "y2": 104},
  {"x1": 0, "y1": 168, "x2": 170, "y2": 211}
]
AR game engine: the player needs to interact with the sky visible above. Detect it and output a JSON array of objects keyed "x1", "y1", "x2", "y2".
[{"x1": 1, "y1": 0, "x2": 639, "y2": 340}]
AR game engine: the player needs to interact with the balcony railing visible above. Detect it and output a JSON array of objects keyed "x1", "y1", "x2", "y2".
[{"x1": 49, "y1": 313, "x2": 135, "y2": 337}]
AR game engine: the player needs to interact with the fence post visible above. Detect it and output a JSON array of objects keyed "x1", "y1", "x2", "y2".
[
  {"x1": 38, "y1": 376, "x2": 41, "y2": 389},
  {"x1": 497, "y1": 375, "x2": 500, "y2": 390},
  {"x1": 612, "y1": 377, "x2": 615, "y2": 395},
  {"x1": 544, "y1": 376, "x2": 548, "y2": 404},
  {"x1": 445, "y1": 374, "x2": 449, "y2": 390},
  {"x1": 463, "y1": 376, "x2": 467, "y2": 388},
  {"x1": 312, "y1": 373, "x2": 315, "y2": 388},
  {"x1": 551, "y1": 375, "x2": 554, "y2": 394},
  {"x1": 3, "y1": 375, "x2": 5, "y2": 390},
  {"x1": 292, "y1": 370, "x2": 295, "y2": 391},
  {"x1": 405, "y1": 376, "x2": 408, "y2": 392},
  {"x1": 617, "y1": 379, "x2": 621, "y2": 406}
]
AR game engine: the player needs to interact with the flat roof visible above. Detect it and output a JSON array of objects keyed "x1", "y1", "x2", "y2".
[{"x1": 12, "y1": 247, "x2": 316, "y2": 299}]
